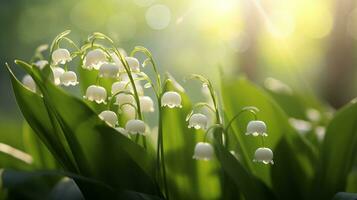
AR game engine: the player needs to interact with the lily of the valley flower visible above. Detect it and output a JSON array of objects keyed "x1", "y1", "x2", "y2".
[
  {"x1": 22, "y1": 75, "x2": 36, "y2": 92},
  {"x1": 110, "y1": 53, "x2": 125, "y2": 72},
  {"x1": 125, "y1": 57, "x2": 140, "y2": 72},
  {"x1": 253, "y1": 147, "x2": 274, "y2": 164},
  {"x1": 125, "y1": 119, "x2": 146, "y2": 135},
  {"x1": 84, "y1": 49, "x2": 107, "y2": 70},
  {"x1": 99, "y1": 110, "x2": 118, "y2": 127},
  {"x1": 60, "y1": 71, "x2": 79, "y2": 86},
  {"x1": 115, "y1": 93, "x2": 135, "y2": 106},
  {"x1": 34, "y1": 60, "x2": 48, "y2": 69},
  {"x1": 246, "y1": 120, "x2": 267, "y2": 137},
  {"x1": 52, "y1": 48, "x2": 71, "y2": 65},
  {"x1": 161, "y1": 91, "x2": 182, "y2": 108},
  {"x1": 84, "y1": 85, "x2": 107, "y2": 104},
  {"x1": 121, "y1": 104, "x2": 136, "y2": 119},
  {"x1": 111, "y1": 81, "x2": 129, "y2": 95},
  {"x1": 99, "y1": 63, "x2": 120, "y2": 78},
  {"x1": 193, "y1": 142, "x2": 214, "y2": 161},
  {"x1": 140, "y1": 96, "x2": 154, "y2": 112},
  {"x1": 52, "y1": 67, "x2": 65, "y2": 85},
  {"x1": 188, "y1": 113, "x2": 208, "y2": 130}
]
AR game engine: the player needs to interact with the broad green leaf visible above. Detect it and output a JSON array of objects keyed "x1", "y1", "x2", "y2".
[
  {"x1": 271, "y1": 136, "x2": 314, "y2": 200},
  {"x1": 312, "y1": 102, "x2": 357, "y2": 200},
  {"x1": 23, "y1": 122, "x2": 58, "y2": 170},
  {"x1": 162, "y1": 81, "x2": 221, "y2": 199},
  {"x1": 346, "y1": 169, "x2": 357, "y2": 193},
  {"x1": 221, "y1": 77, "x2": 316, "y2": 187},
  {"x1": 6, "y1": 63, "x2": 81, "y2": 172},
  {"x1": 8, "y1": 61, "x2": 161, "y2": 198},
  {"x1": 0, "y1": 119, "x2": 24, "y2": 151},
  {"x1": 215, "y1": 142, "x2": 275, "y2": 200}
]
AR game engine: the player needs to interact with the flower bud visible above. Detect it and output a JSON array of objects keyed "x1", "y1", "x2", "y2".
[
  {"x1": 125, "y1": 57, "x2": 140, "y2": 72},
  {"x1": 22, "y1": 75, "x2": 36, "y2": 92},
  {"x1": 161, "y1": 91, "x2": 182, "y2": 108},
  {"x1": 253, "y1": 147, "x2": 274, "y2": 164},
  {"x1": 246, "y1": 120, "x2": 267, "y2": 136},
  {"x1": 34, "y1": 60, "x2": 48, "y2": 70},
  {"x1": 52, "y1": 48, "x2": 71, "y2": 65},
  {"x1": 60, "y1": 71, "x2": 79, "y2": 86},
  {"x1": 125, "y1": 119, "x2": 146, "y2": 135},
  {"x1": 193, "y1": 142, "x2": 214, "y2": 161},
  {"x1": 99, "y1": 63, "x2": 120, "y2": 78},
  {"x1": 84, "y1": 85, "x2": 107, "y2": 104},
  {"x1": 52, "y1": 67, "x2": 65, "y2": 85},
  {"x1": 84, "y1": 49, "x2": 107, "y2": 70},
  {"x1": 188, "y1": 113, "x2": 208, "y2": 130},
  {"x1": 99, "y1": 110, "x2": 118, "y2": 127},
  {"x1": 140, "y1": 96, "x2": 154, "y2": 112},
  {"x1": 115, "y1": 93, "x2": 135, "y2": 106}
]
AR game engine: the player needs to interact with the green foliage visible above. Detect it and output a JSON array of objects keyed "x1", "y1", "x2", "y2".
[
  {"x1": 312, "y1": 102, "x2": 357, "y2": 199},
  {"x1": 2, "y1": 43, "x2": 357, "y2": 199}
]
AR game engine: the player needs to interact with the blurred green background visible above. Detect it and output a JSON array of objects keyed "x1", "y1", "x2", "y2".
[{"x1": 1, "y1": 0, "x2": 357, "y2": 148}]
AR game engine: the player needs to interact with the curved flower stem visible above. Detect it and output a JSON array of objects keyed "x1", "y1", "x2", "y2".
[
  {"x1": 205, "y1": 80, "x2": 224, "y2": 145},
  {"x1": 158, "y1": 100, "x2": 169, "y2": 200},
  {"x1": 193, "y1": 102, "x2": 216, "y2": 114},
  {"x1": 131, "y1": 46, "x2": 162, "y2": 94},
  {"x1": 224, "y1": 109, "x2": 258, "y2": 134},
  {"x1": 131, "y1": 47, "x2": 169, "y2": 199},
  {"x1": 203, "y1": 124, "x2": 224, "y2": 142},
  {"x1": 113, "y1": 49, "x2": 143, "y2": 120},
  {"x1": 108, "y1": 91, "x2": 136, "y2": 110}
]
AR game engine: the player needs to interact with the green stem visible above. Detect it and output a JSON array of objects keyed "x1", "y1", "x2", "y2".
[
  {"x1": 158, "y1": 100, "x2": 169, "y2": 200},
  {"x1": 224, "y1": 109, "x2": 258, "y2": 133}
]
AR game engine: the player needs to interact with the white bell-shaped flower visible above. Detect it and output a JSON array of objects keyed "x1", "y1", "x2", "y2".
[
  {"x1": 115, "y1": 127, "x2": 130, "y2": 137},
  {"x1": 84, "y1": 85, "x2": 107, "y2": 104},
  {"x1": 99, "y1": 110, "x2": 118, "y2": 127},
  {"x1": 246, "y1": 120, "x2": 267, "y2": 137},
  {"x1": 188, "y1": 113, "x2": 208, "y2": 130},
  {"x1": 99, "y1": 63, "x2": 120, "y2": 78},
  {"x1": 253, "y1": 147, "x2": 274, "y2": 164},
  {"x1": 121, "y1": 104, "x2": 136, "y2": 119},
  {"x1": 22, "y1": 75, "x2": 36, "y2": 92},
  {"x1": 34, "y1": 60, "x2": 48, "y2": 69},
  {"x1": 140, "y1": 96, "x2": 154, "y2": 112},
  {"x1": 52, "y1": 67, "x2": 65, "y2": 85},
  {"x1": 111, "y1": 81, "x2": 129, "y2": 95},
  {"x1": 84, "y1": 49, "x2": 107, "y2": 70},
  {"x1": 115, "y1": 93, "x2": 135, "y2": 106},
  {"x1": 118, "y1": 73, "x2": 144, "y2": 95},
  {"x1": 125, "y1": 57, "x2": 140, "y2": 72},
  {"x1": 193, "y1": 142, "x2": 214, "y2": 161},
  {"x1": 161, "y1": 91, "x2": 182, "y2": 108},
  {"x1": 110, "y1": 53, "x2": 125, "y2": 72},
  {"x1": 60, "y1": 71, "x2": 79, "y2": 86},
  {"x1": 52, "y1": 48, "x2": 71, "y2": 65},
  {"x1": 125, "y1": 119, "x2": 146, "y2": 135}
]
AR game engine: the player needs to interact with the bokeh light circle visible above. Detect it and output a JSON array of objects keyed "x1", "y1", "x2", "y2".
[{"x1": 145, "y1": 4, "x2": 171, "y2": 30}]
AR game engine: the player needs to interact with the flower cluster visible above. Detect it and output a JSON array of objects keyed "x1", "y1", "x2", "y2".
[
  {"x1": 186, "y1": 75, "x2": 274, "y2": 164},
  {"x1": 19, "y1": 31, "x2": 273, "y2": 200},
  {"x1": 22, "y1": 31, "x2": 185, "y2": 140}
]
